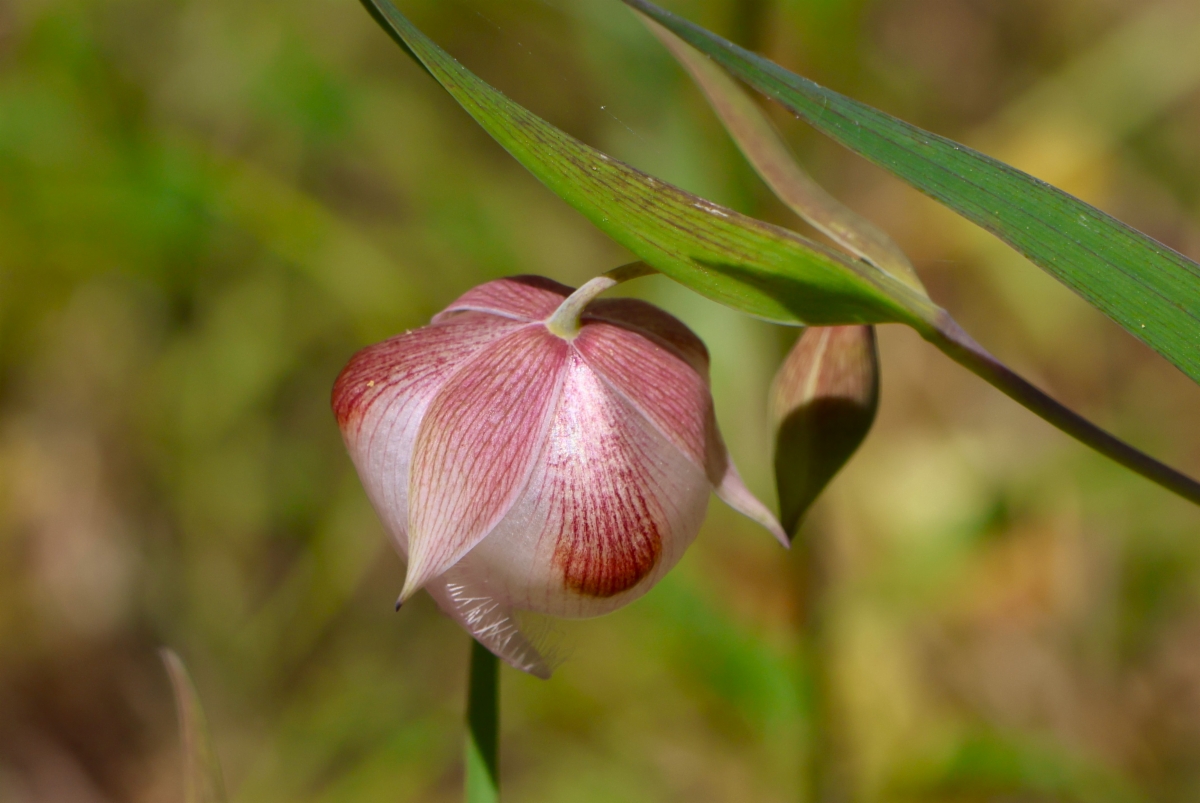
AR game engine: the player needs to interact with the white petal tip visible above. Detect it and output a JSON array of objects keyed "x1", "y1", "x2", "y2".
[
  {"x1": 397, "y1": 574, "x2": 424, "y2": 607},
  {"x1": 399, "y1": 548, "x2": 453, "y2": 606},
  {"x1": 716, "y1": 462, "x2": 792, "y2": 549},
  {"x1": 754, "y1": 512, "x2": 792, "y2": 549}
]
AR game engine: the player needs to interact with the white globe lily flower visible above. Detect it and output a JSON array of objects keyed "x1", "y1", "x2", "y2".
[{"x1": 333, "y1": 272, "x2": 786, "y2": 678}]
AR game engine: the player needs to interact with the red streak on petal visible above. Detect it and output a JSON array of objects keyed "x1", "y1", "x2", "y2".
[
  {"x1": 574, "y1": 321, "x2": 713, "y2": 470},
  {"x1": 583, "y1": 298, "x2": 710, "y2": 377},
  {"x1": 407, "y1": 326, "x2": 570, "y2": 586},
  {"x1": 552, "y1": 487, "x2": 663, "y2": 599},
  {"x1": 540, "y1": 356, "x2": 667, "y2": 598}
]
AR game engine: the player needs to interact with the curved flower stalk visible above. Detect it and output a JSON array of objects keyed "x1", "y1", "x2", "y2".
[{"x1": 333, "y1": 269, "x2": 787, "y2": 678}]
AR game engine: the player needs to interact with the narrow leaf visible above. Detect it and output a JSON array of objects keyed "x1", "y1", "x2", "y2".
[
  {"x1": 640, "y1": 15, "x2": 924, "y2": 294},
  {"x1": 357, "y1": 0, "x2": 936, "y2": 329},
  {"x1": 161, "y1": 649, "x2": 228, "y2": 803},
  {"x1": 358, "y1": 0, "x2": 1200, "y2": 507},
  {"x1": 624, "y1": 0, "x2": 1200, "y2": 385}
]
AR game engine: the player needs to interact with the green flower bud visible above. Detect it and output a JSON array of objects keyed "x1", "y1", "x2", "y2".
[{"x1": 771, "y1": 325, "x2": 880, "y2": 537}]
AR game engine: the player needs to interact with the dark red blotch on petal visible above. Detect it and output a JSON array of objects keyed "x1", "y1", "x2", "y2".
[
  {"x1": 553, "y1": 501, "x2": 662, "y2": 598},
  {"x1": 547, "y1": 427, "x2": 665, "y2": 598}
]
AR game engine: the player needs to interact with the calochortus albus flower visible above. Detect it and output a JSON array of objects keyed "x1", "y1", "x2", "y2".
[{"x1": 333, "y1": 269, "x2": 787, "y2": 678}]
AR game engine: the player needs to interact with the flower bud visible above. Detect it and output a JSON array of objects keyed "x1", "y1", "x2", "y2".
[
  {"x1": 333, "y1": 275, "x2": 786, "y2": 677},
  {"x1": 771, "y1": 325, "x2": 880, "y2": 537}
]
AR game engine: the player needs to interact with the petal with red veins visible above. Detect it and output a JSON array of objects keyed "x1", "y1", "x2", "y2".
[
  {"x1": 331, "y1": 312, "x2": 522, "y2": 554},
  {"x1": 574, "y1": 317, "x2": 786, "y2": 546},
  {"x1": 435, "y1": 275, "x2": 573, "y2": 323},
  {"x1": 462, "y1": 351, "x2": 711, "y2": 619},
  {"x1": 584, "y1": 298, "x2": 711, "y2": 378},
  {"x1": 404, "y1": 325, "x2": 570, "y2": 598},
  {"x1": 574, "y1": 319, "x2": 712, "y2": 470}
]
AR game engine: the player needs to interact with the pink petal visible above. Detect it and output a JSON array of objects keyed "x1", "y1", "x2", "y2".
[
  {"x1": 403, "y1": 325, "x2": 571, "y2": 598},
  {"x1": 461, "y1": 351, "x2": 711, "y2": 619},
  {"x1": 332, "y1": 312, "x2": 523, "y2": 555},
  {"x1": 583, "y1": 298, "x2": 711, "y2": 378},
  {"x1": 435, "y1": 275, "x2": 573, "y2": 323},
  {"x1": 574, "y1": 314, "x2": 786, "y2": 546},
  {"x1": 574, "y1": 318, "x2": 712, "y2": 471},
  {"x1": 714, "y1": 459, "x2": 791, "y2": 548}
]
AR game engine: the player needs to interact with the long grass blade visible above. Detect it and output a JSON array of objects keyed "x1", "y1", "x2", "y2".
[
  {"x1": 623, "y1": 0, "x2": 1200, "y2": 386},
  {"x1": 355, "y1": 0, "x2": 1200, "y2": 506},
  {"x1": 640, "y1": 15, "x2": 924, "y2": 294},
  {"x1": 356, "y1": 0, "x2": 935, "y2": 329}
]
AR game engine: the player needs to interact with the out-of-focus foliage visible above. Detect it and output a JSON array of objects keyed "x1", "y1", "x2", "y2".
[
  {"x1": 0, "y1": 1, "x2": 1198, "y2": 802},
  {"x1": 162, "y1": 650, "x2": 227, "y2": 803}
]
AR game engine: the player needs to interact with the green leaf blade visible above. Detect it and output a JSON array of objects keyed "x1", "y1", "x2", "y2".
[
  {"x1": 357, "y1": 0, "x2": 1200, "y2": 506},
  {"x1": 624, "y1": 0, "x2": 1200, "y2": 384},
  {"x1": 640, "y1": 14, "x2": 925, "y2": 294},
  {"x1": 361, "y1": 0, "x2": 937, "y2": 329}
]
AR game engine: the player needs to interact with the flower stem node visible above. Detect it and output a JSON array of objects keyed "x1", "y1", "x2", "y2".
[{"x1": 333, "y1": 273, "x2": 786, "y2": 678}]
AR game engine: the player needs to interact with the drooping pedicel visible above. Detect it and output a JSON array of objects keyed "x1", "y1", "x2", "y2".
[{"x1": 333, "y1": 275, "x2": 785, "y2": 677}]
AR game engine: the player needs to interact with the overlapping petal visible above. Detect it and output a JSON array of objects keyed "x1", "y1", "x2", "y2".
[
  {"x1": 332, "y1": 312, "x2": 522, "y2": 553},
  {"x1": 403, "y1": 325, "x2": 571, "y2": 599},
  {"x1": 456, "y1": 350, "x2": 710, "y2": 618},
  {"x1": 437, "y1": 275, "x2": 572, "y2": 322},
  {"x1": 575, "y1": 316, "x2": 712, "y2": 470},
  {"x1": 584, "y1": 298, "x2": 711, "y2": 377},
  {"x1": 576, "y1": 305, "x2": 788, "y2": 546}
]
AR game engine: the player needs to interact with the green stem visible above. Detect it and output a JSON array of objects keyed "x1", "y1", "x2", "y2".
[
  {"x1": 926, "y1": 313, "x2": 1200, "y2": 504},
  {"x1": 465, "y1": 640, "x2": 500, "y2": 803},
  {"x1": 545, "y1": 261, "x2": 654, "y2": 339},
  {"x1": 796, "y1": 528, "x2": 848, "y2": 803}
]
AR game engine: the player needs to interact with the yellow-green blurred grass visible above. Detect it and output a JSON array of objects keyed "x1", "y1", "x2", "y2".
[{"x1": 1, "y1": 0, "x2": 1199, "y2": 801}]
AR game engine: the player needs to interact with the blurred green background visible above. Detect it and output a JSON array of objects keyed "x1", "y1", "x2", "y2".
[{"x1": 2, "y1": 0, "x2": 1200, "y2": 801}]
